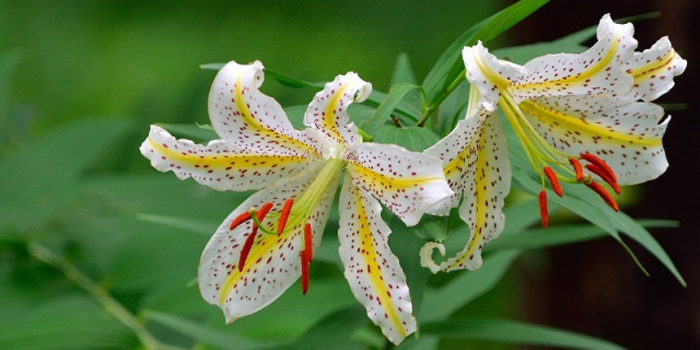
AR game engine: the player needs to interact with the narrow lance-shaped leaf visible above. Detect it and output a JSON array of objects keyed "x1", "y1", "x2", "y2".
[
  {"x1": 422, "y1": 0, "x2": 549, "y2": 100},
  {"x1": 421, "y1": 317, "x2": 626, "y2": 350},
  {"x1": 362, "y1": 83, "x2": 422, "y2": 135}
]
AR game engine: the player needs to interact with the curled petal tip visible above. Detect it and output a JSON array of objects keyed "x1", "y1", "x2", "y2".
[{"x1": 419, "y1": 242, "x2": 446, "y2": 274}]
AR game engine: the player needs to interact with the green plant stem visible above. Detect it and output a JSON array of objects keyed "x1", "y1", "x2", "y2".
[
  {"x1": 417, "y1": 70, "x2": 466, "y2": 127},
  {"x1": 28, "y1": 243, "x2": 180, "y2": 350}
]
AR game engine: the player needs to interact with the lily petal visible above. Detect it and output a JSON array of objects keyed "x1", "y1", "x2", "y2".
[
  {"x1": 520, "y1": 95, "x2": 669, "y2": 185},
  {"x1": 198, "y1": 162, "x2": 341, "y2": 321},
  {"x1": 424, "y1": 109, "x2": 488, "y2": 216},
  {"x1": 462, "y1": 42, "x2": 528, "y2": 110},
  {"x1": 625, "y1": 36, "x2": 687, "y2": 102},
  {"x1": 512, "y1": 14, "x2": 636, "y2": 100},
  {"x1": 421, "y1": 114, "x2": 511, "y2": 272},
  {"x1": 343, "y1": 143, "x2": 454, "y2": 226},
  {"x1": 338, "y1": 177, "x2": 417, "y2": 345},
  {"x1": 304, "y1": 72, "x2": 372, "y2": 146},
  {"x1": 208, "y1": 60, "x2": 325, "y2": 156},
  {"x1": 140, "y1": 125, "x2": 322, "y2": 191}
]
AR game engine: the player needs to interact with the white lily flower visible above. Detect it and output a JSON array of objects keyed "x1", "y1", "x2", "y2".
[
  {"x1": 140, "y1": 60, "x2": 453, "y2": 344},
  {"x1": 421, "y1": 14, "x2": 686, "y2": 273}
]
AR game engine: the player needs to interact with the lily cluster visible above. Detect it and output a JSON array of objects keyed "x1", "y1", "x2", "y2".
[
  {"x1": 140, "y1": 14, "x2": 685, "y2": 345},
  {"x1": 420, "y1": 14, "x2": 685, "y2": 273}
]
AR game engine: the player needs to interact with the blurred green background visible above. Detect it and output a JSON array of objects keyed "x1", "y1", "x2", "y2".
[{"x1": 0, "y1": 0, "x2": 697, "y2": 349}]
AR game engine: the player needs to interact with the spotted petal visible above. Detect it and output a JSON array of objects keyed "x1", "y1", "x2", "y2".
[
  {"x1": 625, "y1": 36, "x2": 687, "y2": 102},
  {"x1": 424, "y1": 100, "x2": 489, "y2": 215},
  {"x1": 140, "y1": 125, "x2": 322, "y2": 191},
  {"x1": 421, "y1": 114, "x2": 511, "y2": 272},
  {"x1": 511, "y1": 14, "x2": 636, "y2": 100},
  {"x1": 462, "y1": 42, "x2": 528, "y2": 110},
  {"x1": 343, "y1": 143, "x2": 453, "y2": 226},
  {"x1": 304, "y1": 72, "x2": 372, "y2": 145},
  {"x1": 519, "y1": 95, "x2": 668, "y2": 185},
  {"x1": 198, "y1": 162, "x2": 341, "y2": 321},
  {"x1": 338, "y1": 177, "x2": 417, "y2": 345},
  {"x1": 208, "y1": 60, "x2": 325, "y2": 156}
]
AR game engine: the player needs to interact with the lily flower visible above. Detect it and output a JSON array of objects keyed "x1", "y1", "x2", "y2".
[
  {"x1": 140, "y1": 60, "x2": 453, "y2": 344},
  {"x1": 421, "y1": 14, "x2": 686, "y2": 273}
]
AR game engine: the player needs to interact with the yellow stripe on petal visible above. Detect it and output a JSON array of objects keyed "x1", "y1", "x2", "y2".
[
  {"x1": 208, "y1": 61, "x2": 324, "y2": 157},
  {"x1": 233, "y1": 75, "x2": 320, "y2": 155},
  {"x1": 421, "y1": 115, "x2": 510, "y2": 273},
  {"x1": 344, "y1": 143, "x2": 453, "y2": 226},
  {"x1": 141, "y1": 125, "x2": 316, "y2": 192},
  {"x1": 346, "y1": 163, "x2": 443, "y2": 190},
  {"x1": 304, "y1": 72, "x2": 371, "y2": 145},
  {"x1": 353, "y1": 187, "x2": 405, "y2": 339},
  {"x1": 147, "y1": 137, "x2": 306, "y2": 168},
  {"x1": 629, "y1": 48, "x2": 677, "y2": 82},
  {"x1": 323, "y1": 83, "x2": 353, "y2": 142},
  {"x1": 519, "y1": 100, "x2": 662, "y2": 147},
  {"x1": 338, "y1": 179, "x2": 416, "y2": 345}
]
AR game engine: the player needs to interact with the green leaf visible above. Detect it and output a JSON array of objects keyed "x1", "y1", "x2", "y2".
[
  {"x1": 136, "y1": 213, "x2": 216, "y2": 236},
  {"x1": 419, "y1": 249, "x2": 521, "y2": 322},
  {"x1": 144, "y1": 310, "x2": 276, "y2": 350},
  {"x1": 156, "y1": 122, "x2": 218, "y2": 142},
  {"x1": 200, "y1": 63, "x2": 324, "y2": 88},
  {"x1": 0, "y1": 296, "x2": 137, "y2": 350},
  {"x1": 372, "y1": 125, "x2": 440, "y2": 152},
  {"x1": 365, "y1": 90, "x2": 420, "y2": 124},
  {"x1": 612, "y1": 212, "x2": 686, "y2": 286},
  {"x1": 265, "y1": 69, "x2": 325, "y2": 89},
  {"x1": 274, "y1": 306, "x2": 368, "y2": 350},
  {"x1": 488, "y1": 219, "x2": 678, "y2": 252},
  {"x1": 390, "y1": 53, "x2": 417, "y2": 86},
  {"x1": 422, "y1": 317, "x2": 626, "y2": 350},
  {"x1": 0, "y1": 50, "x2": 21, "y2": 131},
  {"x1": 362, "y1": 83, "x2": 422, "y2": 135},
  {"x1": 422, "y1": 0, "x2": 549, "y2": 100},
  {"x1": 0, "y1": 119, "x2": 132, "y2": 231}
]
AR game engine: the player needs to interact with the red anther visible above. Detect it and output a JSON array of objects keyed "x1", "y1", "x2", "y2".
[
  {"x1": 304, "y1": 223, "x2": 313, "y2": 262},
  {"x1": 238, "y1": 230, "x2": 257, "y2": 272},
  {"x1": 581, "y1": 153, "x2": 617, "y2": 183},
  {"x1": 569, "y1": 157, "x2": 583, "y2": 182},
  {"x1": 543, "y1": 166, "x2": 563, "y2": 197},
  {"x1": 538, "y1": 190, "x2": 548, "y2": 228},
  {"x1": 300, "y1": 250, "x2": 310, "y2": 295},
  {"x1": 277, "y1": 198, "x2": 294, "y2": 236},
  {"x1": 585, "y1": 164, "x2": 621, "y2": 195},
  {"x1": 229, "y1": 212, "x2": 252, "y2": 231},
  {"x1": 586, "y1": 181, "x2": 619, "y2": 211},
  {"x1": 257, "y1": 202, "x2": 274, "y2": 221}
]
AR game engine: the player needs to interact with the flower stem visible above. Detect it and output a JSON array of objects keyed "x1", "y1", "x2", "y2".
[
  {"x1": 417, "y1": 70, "x2": 466, "y2": 127},
  {"x1": 28, "y1": 243, "x2": 178, "y2": 350}
]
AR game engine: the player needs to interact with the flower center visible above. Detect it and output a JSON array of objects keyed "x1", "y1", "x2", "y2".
[
  {"x1": 228, "y1": 157, "x2": 345, "y2": 294},
  {"x1": 498, "y1": 89, "x2": 621, "y2": 227}
]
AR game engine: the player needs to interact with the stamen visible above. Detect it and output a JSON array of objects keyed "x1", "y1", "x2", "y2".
[
  {"x1": 249, "y1": 203, "x2": 276, "y2": 236},
  {"x1": 543, "y1": 166, "x2": 563, "y2": 197},
  {"x1": 580, "y1": 153, "x2": 617, "y2": 183},
  {"x1": 238, "y1": 229, "x2": 257, "y2": 272},
  {"x1": 585, "y1": 164, "x2": 621, "y2": 195},
  {"x1": 229, "y1": 212, "x2": 252, "y2": 231},
  {"x1": 277, "y1": 198, "x2": 294, "y2": 236},
  {"x1": 569, "y1": 157, "x2": 583, "y2": 182},
  {"x1": 300, "y1": 250, "x2": 310, "y2": 295},
  {"x1": 585, "y1": 181, "x2": 619, "y2": 211},
  {"x1": 538, "y1": 190, "x2": 548, "y2": 228},
  {"x1": 304, "y1": 223, "x2": 313, "y2": 262}
]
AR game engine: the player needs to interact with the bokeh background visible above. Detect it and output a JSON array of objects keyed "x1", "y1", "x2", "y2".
[{"x1": 0, "y1": 0, "x2": 697, "y2": 349}]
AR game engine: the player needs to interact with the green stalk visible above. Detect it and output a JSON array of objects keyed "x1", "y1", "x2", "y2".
[
  {"x1": 28, "y1": 243, "x2": 182, "y2": 350},
  {"x1": 417, "y1": 70, "x2": 466, "y2": 126}
]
